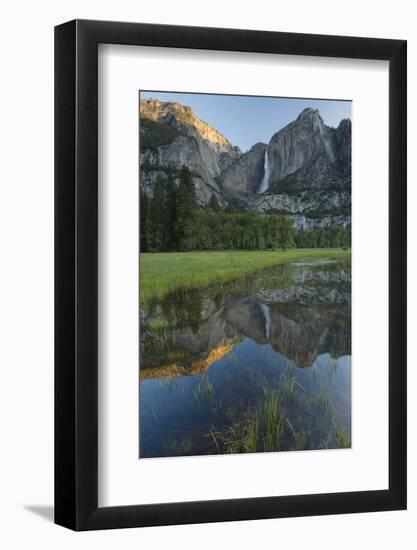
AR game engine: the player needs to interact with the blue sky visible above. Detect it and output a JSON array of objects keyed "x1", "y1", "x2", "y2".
[{"x1": 140, "y1": 91, "x2": 351, "y2": 152}]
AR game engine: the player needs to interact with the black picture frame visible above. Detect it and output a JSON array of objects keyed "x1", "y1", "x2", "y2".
[{"x1": 55, "y1": 19, "x2": 407, "y2": 531}]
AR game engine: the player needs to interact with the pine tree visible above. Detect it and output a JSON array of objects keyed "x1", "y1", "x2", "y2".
[
  {"x1": 165, "y1": 170, "x2": 177, "y2": 251},
  {"x1": 146, "y1": 178, "x2": 167, "y2": 251},
  {"x1": 175, "y1": 166, "x2": 197, "y2": 251},
  {"x1": 139, "y1": 189, "x2": 148, "y2": 252}
]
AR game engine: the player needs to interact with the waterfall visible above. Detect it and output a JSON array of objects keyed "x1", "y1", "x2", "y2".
[
  {"x1": 260, "y1": 303, "x2": 271, "y2": 342},
  {"x1": 258, "y1": 147, "x2": 270, "y2": 193}
]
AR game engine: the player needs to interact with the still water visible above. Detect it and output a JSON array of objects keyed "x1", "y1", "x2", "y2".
[{"x1": 139, "y1": 259, "x2": 351, "y2": 458}]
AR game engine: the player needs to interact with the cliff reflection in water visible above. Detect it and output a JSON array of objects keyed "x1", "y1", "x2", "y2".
[{"x1": 139, "y1": 260, "x2": 351, "y2": 457}]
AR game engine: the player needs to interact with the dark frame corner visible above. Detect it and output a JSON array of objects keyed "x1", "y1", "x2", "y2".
[{"x1": 55, "y1": 19, "x2": 407, "y2": 531}]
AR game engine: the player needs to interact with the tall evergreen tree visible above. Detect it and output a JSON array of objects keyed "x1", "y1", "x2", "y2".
[
  {"x1": 139, "y1": 189, "x2": 148, "y2": 252},
  {"x1": 165, "y1": 169, "x2": 177, "y2": 250},
  {"x1": 175, "y1": 166, "x2": 197, "y2": 251},
  {"x1": 146, "y1": 177, "x2": 167, "y2": 251}
]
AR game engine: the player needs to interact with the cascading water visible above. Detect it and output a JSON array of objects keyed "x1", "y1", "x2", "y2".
[
  {"x1": 258, "y1": 147, "x2": 270, "y2": 193},
  {"x1": 260, "y1": 303, "x2": 271, "y2": 342}
]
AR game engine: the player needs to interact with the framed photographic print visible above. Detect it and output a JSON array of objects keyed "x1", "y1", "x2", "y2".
[{"x1": 55, "y1": 20, "x2": 406, "y2": 530}]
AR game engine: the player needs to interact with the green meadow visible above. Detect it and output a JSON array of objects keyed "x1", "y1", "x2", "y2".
[{"x1": 140, "y1": 248, "x2": 350, "y2": 304}]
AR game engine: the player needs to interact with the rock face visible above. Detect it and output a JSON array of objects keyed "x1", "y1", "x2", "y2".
[
  {"x1": 140, "y1": 99, "x2": 351, "y2": 228},
  {"x1": 248, "y1": 109, "x2": 351, "y2": 227},
  {"x1": 140, "y1": 99, "x2": 240, "y2": 206},
  {"x1": 141, "y1": 99, "x2": 233, "y2": 147},
  {"x1": 267, "y1": 108, "x2": 349, "y2": 185},
  {"x1": 218, "y1": 142, "x2": 267, "y2": 202}
]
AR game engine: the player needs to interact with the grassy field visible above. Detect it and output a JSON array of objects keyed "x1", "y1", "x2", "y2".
[{"x1": 140, "y1": 248, "x2": 350, "y2": 304}]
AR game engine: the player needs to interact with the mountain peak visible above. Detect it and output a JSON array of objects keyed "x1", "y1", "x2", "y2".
[
  {"x1": 140, "y1": 98, "x2": 234, "y2": 148},
  {"x1": 337, "y1": 118, "x2": 351, "y2": 129},
  {"x1": 296, "y1": 107, "x2": 323, "y2": 123}
]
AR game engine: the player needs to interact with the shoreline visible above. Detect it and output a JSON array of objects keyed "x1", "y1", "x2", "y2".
[{"x1": 140, "y1": 248, "x2": 351, "y2": 304}]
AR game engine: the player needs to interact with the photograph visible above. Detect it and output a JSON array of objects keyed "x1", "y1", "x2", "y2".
[
  {"x1": 0, "y1": 0, "x2": 410, "y2": 543},
  {"x1": 139, "y1": 91, "x2": 352, "y2": 458}
]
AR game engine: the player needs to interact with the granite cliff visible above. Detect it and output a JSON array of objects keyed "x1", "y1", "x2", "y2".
[{"x1": 139, "y1": 99, "x2": 351, "y2": 229}]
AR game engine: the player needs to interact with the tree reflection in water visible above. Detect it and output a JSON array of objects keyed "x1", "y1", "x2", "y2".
[{"x1": 139, "y1": 260, "x2": 351, "y2": 457}]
